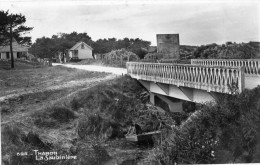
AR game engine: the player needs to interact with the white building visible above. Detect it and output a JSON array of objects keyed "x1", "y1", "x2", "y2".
[
  {"x1": 0, "y1": 40, "x2": 29, "y2": 60},
  {"x1": 68, "y1": 42, "x2": 93, "y2": 59}
]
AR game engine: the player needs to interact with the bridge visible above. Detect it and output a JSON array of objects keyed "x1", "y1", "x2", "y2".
[{"x1": 126, "y1": 59, "x2": 260, "y2": 112}]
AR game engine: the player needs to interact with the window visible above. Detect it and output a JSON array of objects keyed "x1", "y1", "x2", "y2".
[
  {"x1": 17, "y1": 52, "x2": 21, "y2": 58},
  {"x1": 81, "y1": 44, "x2": 84, "y2": 49},
  {"x1": 6, "y1": 52, "x2": 9, "y2": 59},
  {"x1": 74, "y1": 50, "x2": 78, "y2": 56}
]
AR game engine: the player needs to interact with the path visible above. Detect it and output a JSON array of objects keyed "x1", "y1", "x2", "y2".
[
  {"x1": 53, "y1": 63, "x2": 127, "y2": 75},
  {"x1": 1, "y1": 74, "x2": 117, "y2": 125}
]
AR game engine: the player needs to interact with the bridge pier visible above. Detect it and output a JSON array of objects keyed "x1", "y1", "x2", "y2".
[{"x1": 150, "y1": 92, "x2": 183, "y2": 113}]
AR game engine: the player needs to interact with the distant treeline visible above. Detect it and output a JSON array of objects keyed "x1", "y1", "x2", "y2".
[
  {"x1": 192, "y1": 42, "x2": 260, "y2": 59},
  {"x1": 29, "y1": 32, "x2": 151, "y2": 59},
  {"x1": 29, "y1": 31, "x2": 260, "y2": 60}
]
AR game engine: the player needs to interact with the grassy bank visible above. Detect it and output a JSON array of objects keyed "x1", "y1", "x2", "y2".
[
  {"x1": 0, "y1": 65, "x2": 108, "y2": 97},
  {"x1": 1, "y1": 72, "x2": 175, "y2": 164},
  {"x1": 148, "y1": 86, "x2": 260, "y2": 164},
  {"x1": 3, "y1": 62, "x2": 259, "y2": 164}
]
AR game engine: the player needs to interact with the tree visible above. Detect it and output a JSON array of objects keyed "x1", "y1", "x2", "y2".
[
  {"x1": 92, "y1": 37, "x2": 151, "y2": 58},
  {"x1": 127, "y1": 38, "x2": 151, "y2": 59},
  {"x1": 30, "y1": 32, "x2": 93, "y2": 60},
  {"x1": 0, "y1": 10, "x2": 33, "y2": 68},
  {"x1": 30, "y1": 37, "x2": 56, "y2": 59},
  {"x1": 0, "y1": 11, "x2": 9, "y2": 45}
]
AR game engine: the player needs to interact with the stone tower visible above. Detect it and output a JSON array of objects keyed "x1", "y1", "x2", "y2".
[{"x1": 156, "y1": 34, "x2": 180, "y2": 59}]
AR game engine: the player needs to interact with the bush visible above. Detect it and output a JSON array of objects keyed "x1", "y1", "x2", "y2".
[
  {"x1": 149, "y1": 86, "x2": 260, "y2": 164},
  {"x1": 75, "y1": 142, "x2": 111, "y2": 165},
  {"x1": 193, "y1": 42, "x2": 260, "y2": 59},
  {"x1": 34, "y1": 117, "x2": 57, "y2": 128},
  {"x1": 1, "y1": 125, "x2": 27, "y2": 146},
  {"x1": 1, "y1": 105, "x2": 12, "y2": 114},
  {"x1": 78, "y1": 114, "x2": 112, "y2": 139},
  {"x1": 34, "y1": 106, "x2": 76, "y2": 128},
  {"x1": 50, "y1": 106, "x2": 76, "y2": 122},
  {"x1": 1, "y1": 125, "x2": 52, "y2": 165},
  {"x1": 143, "y1": 52, "x2": 164, "y2": 61},
  {"x1": 70, "y1": 98, "x2": 84, "y2": 111}
]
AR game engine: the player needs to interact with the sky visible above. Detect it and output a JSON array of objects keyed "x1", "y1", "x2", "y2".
[{"x1": 0, "y1": 0, "x2": 259, "y2": 46}]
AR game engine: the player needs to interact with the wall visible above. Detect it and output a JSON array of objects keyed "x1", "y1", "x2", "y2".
[
  {"x1": 1, "y1": 52, "x2": 7, "y2": 59},
  {"x1": 77, "y1": 47, "x2": 93, "y2": 59},
  {"x1": 156, "y1": 34, "x2": 180, "y2": 59},
  {"x1": 0, "y1": 52, "x2": 18, "y2": 59},
  {"x1": 78, "y1": 48, "x2": 92, "y2": 59}
]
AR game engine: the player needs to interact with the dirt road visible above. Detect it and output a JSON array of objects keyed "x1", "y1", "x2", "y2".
[
  {"x1": 1, "y1": 74, "x2": 117, "y2": 124},
  {"x1": 52, "y1": 63, "x2": 127, "y2": 75}
]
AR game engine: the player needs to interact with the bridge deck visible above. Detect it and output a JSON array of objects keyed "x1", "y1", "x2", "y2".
[
  {"x1": 191, "y1": 59, "x2": 260, "y2": 90},
  {"x1": 127, "y1": 62, "x2": 245, "y2": 94},
  {"x1": 191, "y1": 59, "x2": 260, "y2": 76}
]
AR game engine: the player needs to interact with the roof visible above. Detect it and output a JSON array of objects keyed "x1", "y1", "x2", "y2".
[
  {"x1": 0, "y1": 40, "x2": 29, "y2": 52},
  {"x1": 69, "y1": 42, "x2": 93, "y2": 50}
]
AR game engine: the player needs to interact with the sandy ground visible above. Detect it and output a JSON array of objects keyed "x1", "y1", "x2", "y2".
[
  {"x1": 53, "y1": 63, "x2": 127, "y2": 75},
  {"x1": 1, "y1": 73, "x2": 118, "y2": 124},
  {"x1": 0, "y1": 74, "x2": 116, "y2": 102}
]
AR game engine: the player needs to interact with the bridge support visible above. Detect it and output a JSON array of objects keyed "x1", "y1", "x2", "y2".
[
  {"x1": 150, "y1": 92, "x2": 183, "y2": 113},
  {"x1": 139, "y1": 80, "x2": 218, "y2": 105}
]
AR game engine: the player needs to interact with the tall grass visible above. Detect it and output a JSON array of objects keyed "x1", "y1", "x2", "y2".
[
  {"x1": 34, "y1": 106, "x2": 76, "y2": 128},
  {"x1": 148, "y1": 86, "x2": 260, "y2": 164}
]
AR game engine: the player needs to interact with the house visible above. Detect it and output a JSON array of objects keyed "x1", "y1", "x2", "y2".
[
  {"x1": 0, "y1": 40, "x2": 29, "y2": 60},
  {"x1": 68, "y1": 42, "x2": 93, "y2": 59}
]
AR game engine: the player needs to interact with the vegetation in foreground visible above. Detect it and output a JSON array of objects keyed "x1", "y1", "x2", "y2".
[
  {"x1": 2, "y1": 75, "x2": 172, "y2": 165},
  {"x1": 1, "y1": 64, "x2": 260, "y2": 164},
  {"x1": 148, "y1": 86, "x2": 260, "y2": 164}
]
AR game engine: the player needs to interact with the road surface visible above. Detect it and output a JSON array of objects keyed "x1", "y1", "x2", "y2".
[{"x1": 53, "y1": 63, "x2": 127, "y2": 75}]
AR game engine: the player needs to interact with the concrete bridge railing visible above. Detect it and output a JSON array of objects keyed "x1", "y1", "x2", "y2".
[
  {"x1": 126, "y1": 62, "x2": 245, "y2": 93},
  {"x1": 191, "y1": 59, "x2": 260, "y2": 76}
]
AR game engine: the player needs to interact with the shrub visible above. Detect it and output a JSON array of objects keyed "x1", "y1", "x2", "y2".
[
  {"x1": 75, "y1": 142, "x2": 111, "y2": 165},
  {"x1": 78, "y1": 114, "x2": 112, "y2": 139},
  {"x1": 49, "y1": 106, "x2": 76, "y2": 122},
  {"x1": 1, "y1": 125, "x2": 52, "y2": 165},
  {"x1": 34, "y1": 106, "x2": 76, "y2": 128},
  {"x1": 1, "y1": 105, "x2": 12, "y2": 114},
  {"x1": 34, "y1": 117, "x2": 57, "y2": 128},
  {"x1": 70, "y1": 98, "x2": 84, "y2": 111},
  {"x1": 1, "y1": 124, "x2": 27, "y2": 146},
  {"x1": 149, "y1": 86, "x2": 260, "y2": 164}
]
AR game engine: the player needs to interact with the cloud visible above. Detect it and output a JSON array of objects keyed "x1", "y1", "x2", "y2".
[{"x1": 1, "y1": 1, "x2": 259, "y2": 45}]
